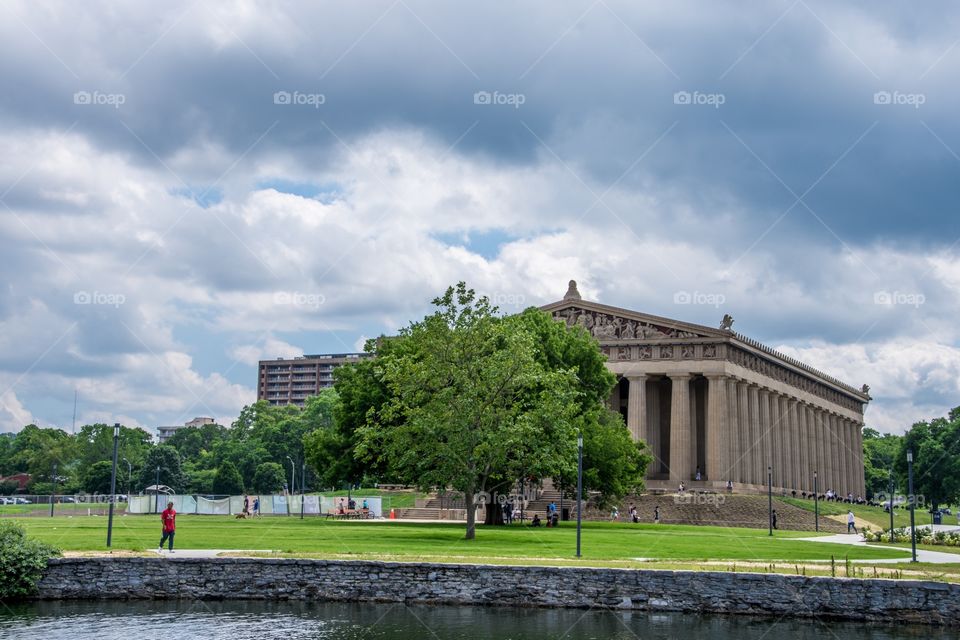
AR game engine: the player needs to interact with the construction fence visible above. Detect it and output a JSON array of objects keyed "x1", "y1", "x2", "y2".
[{"x1": 128, "y1": 494, "x2": 384, "y2": 517}]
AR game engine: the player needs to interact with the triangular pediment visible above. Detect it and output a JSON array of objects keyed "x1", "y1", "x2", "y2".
[{"x1": 540, "y1": 299, "x2": 727, "y2": 342}]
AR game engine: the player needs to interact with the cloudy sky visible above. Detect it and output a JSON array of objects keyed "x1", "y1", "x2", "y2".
[{"x1": 1, "y1": 1, "x2": 958, "y2": 435}]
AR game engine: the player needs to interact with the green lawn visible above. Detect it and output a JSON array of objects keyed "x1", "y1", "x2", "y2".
[
  {"x1": 778, "y1": 498, "x2": 939, "y2": 530},
  {"x1": 0, "y1": 502, "x2": 125, "y2": 516},
  {"x1": 14, "y1": 516, "x2": 910, "y2": 562}
]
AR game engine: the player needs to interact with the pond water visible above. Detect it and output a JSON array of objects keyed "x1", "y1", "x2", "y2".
[{"x1": 0, "y1": 600, "x2": 948, "y2": 639}]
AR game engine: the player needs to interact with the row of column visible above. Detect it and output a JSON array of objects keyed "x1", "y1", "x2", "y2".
[{"x1": 622, "y1": 374, "x2": 865, "y2": 497}]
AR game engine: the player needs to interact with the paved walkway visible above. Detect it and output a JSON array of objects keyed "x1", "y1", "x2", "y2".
[
  {"x1": 798, "y1": 525, "x2": 960, "y2": 564},
  {"x1": 155, "y1": 549, "x2": 271, "y2": 558}
]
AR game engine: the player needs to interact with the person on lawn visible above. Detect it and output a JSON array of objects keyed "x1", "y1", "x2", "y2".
[
  {"x1": 159, "y1": 501, "x2": 176, "y2": 552},
  {"x1": 847, "y1": 510, "x2": 858, "y2": 534}
]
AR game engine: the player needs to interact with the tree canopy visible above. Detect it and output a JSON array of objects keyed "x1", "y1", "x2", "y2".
[{"x1": 895, "y1": 407, "x2": 960, "y2": 511}]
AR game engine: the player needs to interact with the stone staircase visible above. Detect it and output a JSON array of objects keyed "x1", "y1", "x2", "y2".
[{"x1": 402, "y1": 487, "x2": 842, "y2": 532}]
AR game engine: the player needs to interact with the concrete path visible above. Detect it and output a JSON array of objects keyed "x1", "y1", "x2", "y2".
[
  {"x1": 797, "y1": 530, "x2": 960, "y2": 564},
  {"x1": 154, "y1": 549, "x2": 271, "y2": 558}
]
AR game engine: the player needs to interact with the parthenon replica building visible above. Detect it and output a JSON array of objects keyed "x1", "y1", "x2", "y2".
[{"x1": 543, "y1": 281, "x2": 869, "y2": 496}]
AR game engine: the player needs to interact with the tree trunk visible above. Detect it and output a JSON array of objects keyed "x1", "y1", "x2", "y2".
[
  {"x1": 464, "y1": 485, "x2": 476, "y2": 540},
  {"x1": 484, "y1": 500, "x2": 505, "y2": 525}
]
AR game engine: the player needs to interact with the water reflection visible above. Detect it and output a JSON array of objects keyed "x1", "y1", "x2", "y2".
[{"x1": 0, "y1": 600, "x2": 947, "y2": 639}]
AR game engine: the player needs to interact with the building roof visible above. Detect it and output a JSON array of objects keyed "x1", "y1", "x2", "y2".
[{"x1": 541, "y1": 280, "x2": 869, "y2": 403}]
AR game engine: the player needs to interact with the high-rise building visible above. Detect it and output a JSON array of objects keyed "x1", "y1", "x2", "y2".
[{"x1": 257, "y1": 353, "x2": 371, "y2": 406}]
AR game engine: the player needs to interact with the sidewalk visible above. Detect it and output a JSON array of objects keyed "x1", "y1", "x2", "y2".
[
  {"x1": 154, "y1": 549, "x2": 271, "y2": 558},
  {"x1": 798, "y1": 529, "x2": 960, "y2": 564}
]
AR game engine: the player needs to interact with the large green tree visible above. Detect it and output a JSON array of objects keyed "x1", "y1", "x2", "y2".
[
  {"x1": 862, "y1": 427, "x2": 903, "y2": 499},
  {"x1": 81, "y1": 460, "x2": 115, "y2": 494},
  {"x1": 252, "y1": 462, "x2": 287, "y2": 493},
  {"x1": 213, "y1": 461, "x2": 244, "y2": 495},
  {"x1": 138, "y1": 445, "x2": 186, "y2": 493},
  {"x1": 356, "y1": 283, "x2": 610, "y2": 539},
  {"x1": 895, "y1": 408, "x2": 960, "y2": 512}
]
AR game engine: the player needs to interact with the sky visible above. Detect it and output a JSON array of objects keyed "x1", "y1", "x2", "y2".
[{"x1": 0, "y1": 1, "x2": 958, "y2": 435}]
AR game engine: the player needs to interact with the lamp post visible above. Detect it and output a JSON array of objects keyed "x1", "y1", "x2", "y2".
[
  {"x1": 106, "y1": 423, "x2": 120, "y2": 547},
  {"x1": 907, "y1": 449, "x2": 917, "y2": 563},
  {"x1": 155, "y1": 466, "x2": 161, "y2": 514},
  {"x1": 767, "y1": 466, "x2": 773, "y2": 536},
  {"x1": 122, "y1": 457, "x2": 132, "y2": 497},
  {"x1": 813, "y1": 471, "x2": 819, "y2": 532},
  {"x1": 286, "y1": 456, "x2": 296, "y2": 495},
  {"x1": 300, "y1": 461, "x2": 306, "y2": 520},
  {"x1": 50, "y1": 462, "x2": 57, "y2": 518},
  {"x1": 888, "y1": 469, "x2": 895, "y2": 543},
  {"x1": 576, "y1": 431, "x2": 583, "y2": 558}
]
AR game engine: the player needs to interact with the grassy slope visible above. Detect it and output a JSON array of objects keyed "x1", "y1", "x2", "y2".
[
  {"x1": 14, "y1": 516, "x2": 909, "y2": 562},
  {"x1": 777, "y1": 498, "x2": 938, "y2": 530}
]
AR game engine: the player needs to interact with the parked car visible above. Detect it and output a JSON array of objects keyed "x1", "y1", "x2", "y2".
[
  {"x1": 0, "y1": 497, "x2": 12, "y2": 505},
  {"x1": 59, "y1": 496, "x2": 77, "y2": 503},
  {"x1": 14, "y1": 497, "x2": 32, "y2": 504}
]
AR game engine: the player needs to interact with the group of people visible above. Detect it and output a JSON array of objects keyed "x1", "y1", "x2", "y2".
[
  {"x1": 792, "y1": 489, "x2": 869, "y2": 505},
  {"x1": 242, "y1": 495, "x2": 260, "y2": 517}
]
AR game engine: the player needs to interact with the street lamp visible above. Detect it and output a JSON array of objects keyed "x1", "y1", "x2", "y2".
[
  {"x1": 50, "y1": 462, "x2": 58, "y2": 518},
  {"x1": 122, "y1": 457, "x2": 132, "y2": 497},
  {"x1": 286, "y1": 456, "x2": 296, "y2": 495},
  {"x1": 106, "y1": 423, "x2": 120, "y2": 547},
  {"x1": 300, "y1": 461, "x2": 306, "y2": 520},
  {"x1": 576, "y1": 431, "x2": 583, "y2": 558},
  {"x1": 907, "y1": 449, "x2": 917, "y2": 562},
  {"x1": 888, "y1": 469, "x2": 895, "y2": 543},
  {"x1": 767, "y1": 466, "x2": 773, "y2": 536},
  {"x1": 813, "y1": 470, "x2": 819, "y2": 532},
  {"x1": 155, "y1": 466, "x2": 161, "y2": 514}
]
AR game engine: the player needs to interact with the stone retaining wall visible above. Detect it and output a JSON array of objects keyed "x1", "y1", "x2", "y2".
[{"x1": 37, "y1": 558, "x2": 959, "y2": 625}]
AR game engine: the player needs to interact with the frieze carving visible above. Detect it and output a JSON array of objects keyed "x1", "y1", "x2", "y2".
[
  {"x1": 638, "y1": 346, "x2": 652, "y2": 359},
  {"x1": 703, "y1": 344, "x2": 717, "y2": 358},
  {"x1": 728, "y1": 345, "x2": 862, "y2": 413},
  {"x1": 660, "y1": 345, "x2": 673, "y2": 359},
  {"x1": 680, "y1": 345, "x2": 695, "y2": 359},
  {"x1": 616, "y1": 346, "x2": 631, "y2": 360},
  {"x1": 552, "y1": 307, "x2": 701, "y2": 340}
]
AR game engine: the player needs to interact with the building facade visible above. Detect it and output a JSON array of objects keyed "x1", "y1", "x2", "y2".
[
  {"x1": 257, "y1": 353, "x2": 371, "y2": 406},
  {"x1": 157, "y1": 416, "x2": 215, "y2": 443},
  {"x1": 543, "y1": 281, "x2": 869, "y2": 496}
]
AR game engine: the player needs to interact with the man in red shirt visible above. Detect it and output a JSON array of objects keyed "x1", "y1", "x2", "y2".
[{"x1": 159, "y1": 501, "x2": 176, "y2": 552}]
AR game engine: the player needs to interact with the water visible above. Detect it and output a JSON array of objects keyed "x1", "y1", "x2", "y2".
[{"x1": 0, "y1": 601, "x2": 947, "y2": 639}]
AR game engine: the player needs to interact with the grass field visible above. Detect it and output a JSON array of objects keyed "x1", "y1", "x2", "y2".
[{"x1": 16, "y1": 516, "x2": 910, "y2": 563}]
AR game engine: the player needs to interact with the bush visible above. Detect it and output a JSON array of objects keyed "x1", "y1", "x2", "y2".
[{"x1": 0, "y1": 520, "x2": 61, "y2": 599}]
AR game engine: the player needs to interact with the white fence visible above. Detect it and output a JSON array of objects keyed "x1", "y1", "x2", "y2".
[{"x1": 128, "y1": 494, "x2": 382, "y2": 517}]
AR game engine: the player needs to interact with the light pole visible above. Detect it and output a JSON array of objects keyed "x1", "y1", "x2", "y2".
[
  {"x1": 155, "y1": 466, "x2": 161, "y2": 514},
  {"x1": 814, "y1": 471, "x2": 819, "y2": 532},
  {"x1": 888, "y1": 469, "x2": 895, "y2": 543},
  {"x1": 50, "y1": 462, "x2": 57, "y2": 518},
  {"x1": 300, "y1": 461, "x2": 306, "y2": 520},
  {"x1": 122, "y1": 457, "x2": 132, "y2": 497},
  {"x1": 286, "y1": 456, "x2": 296, "y2": 495},
  {"x1": 106, "y1": 423, "x2": 120, "y2": 547},
  {"x1": 576, "y1": 431, "x2": 583, "y2": 558},
  {"x1": 907, "y1": 449, "x2": 917, "y2": 562},
  {"x1": 767, "y1": 466, "x2": 773, "y2": 536}
]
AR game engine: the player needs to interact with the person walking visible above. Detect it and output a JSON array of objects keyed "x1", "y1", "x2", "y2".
[
  {"x1": 243, "y1": 494, "x2": 251, "y2": 517},
  {"x1": 159, "y1": 501, "x2": 176, "y2": 552},
  {"x1": 847, "y1": 510, "x2": 858, "y2": 534},
  {"x1": 771, "y1": 510, "x2": 778, "y2": 530},
  {"x1": 654, "y1": 505, "x2": 661, "y2": 524}
]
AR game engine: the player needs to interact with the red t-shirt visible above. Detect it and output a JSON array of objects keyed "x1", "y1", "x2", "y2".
[{"x1": 161, "y1": 508, "x2": 176, "y2": 532}]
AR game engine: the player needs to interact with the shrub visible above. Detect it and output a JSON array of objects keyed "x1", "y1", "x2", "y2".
[{"x1": 0, "y1": 520, "x2": 61, "y2": 599}]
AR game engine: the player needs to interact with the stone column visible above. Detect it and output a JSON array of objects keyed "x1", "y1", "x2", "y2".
[
  {"x1": 830, "y1": 414, "x2": 842, "y2": 495},
  {"x1": 726, "y1": 378, "x2": 739, "y2": 485},
  {"x1": 747, "y1": 385, "x2": 762, "y2": 486},
  {"x1": 854, "y1": 421, "x2": 865, "y2": 498},
  {"x1": 797, "y1": 403, "x2": 811, "y2": 492},
  {"x1": 777, "y1": 395, "x2": 791, "y2": 491},
  {"x1": 626, "y1": 374, "x2": 647, "y2": 443},
  {"x1": 812, "y1": 407, "x2": 825, "y2": 496},
  {"x1": 843, "y1": 418, "x2": 855, "y2": 499},
  {"x1": 820, "y1": 413, "x2": 836, "y2": 493},
  {"x1": 736, "y1": 381, "x2": 751, "y2": 484},
  {"x1": 705, "y1": 375, "x2": 727, "y2": 483},
  {"x1": 758, "y1": 389, "x2": 772, "y2": 486},
  {"x1": 647, "y1": 379, "x2": 661, "y2": 476},
  {"x1": 770, "y1": 393, "x2": 783, "y2": 490},
  {"x1": 668, "y1": 374, "x2": 692, "y2": 483}
]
